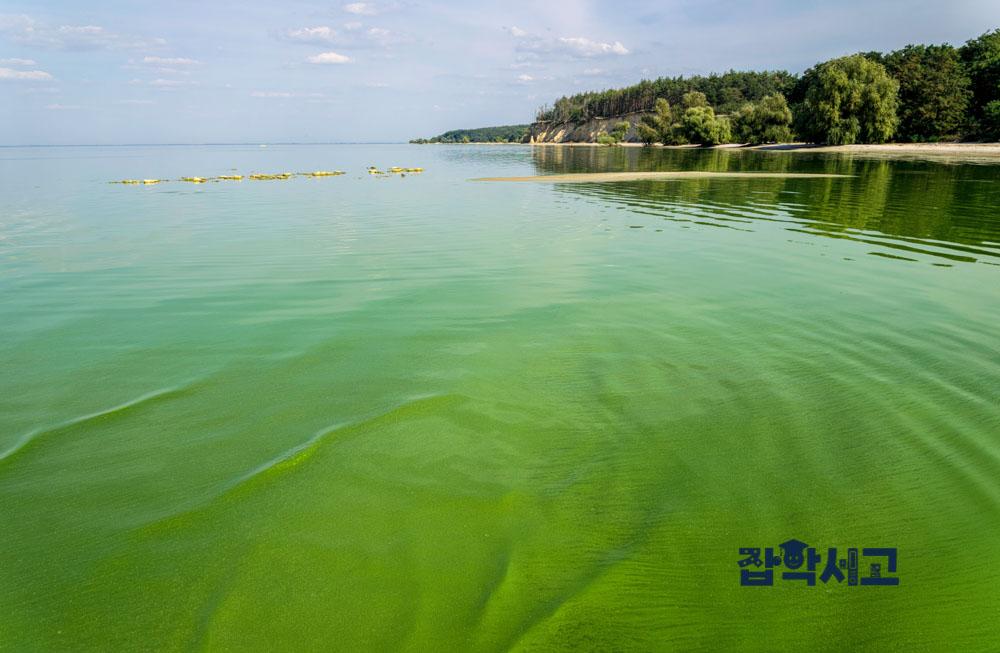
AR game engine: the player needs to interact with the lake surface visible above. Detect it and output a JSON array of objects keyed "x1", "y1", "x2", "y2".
[{"x1": 1, "y1": 143, "x2": 999, "y2": 651}]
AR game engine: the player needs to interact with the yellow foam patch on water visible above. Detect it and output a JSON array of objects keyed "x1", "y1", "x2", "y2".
[{"x1": 249, "y1": 173, "x2": 292, "y2": 180}]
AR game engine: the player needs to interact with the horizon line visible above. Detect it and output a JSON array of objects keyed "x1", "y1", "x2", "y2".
[{"x1": 0, "y1": 141, "x2": 411, "y2": 148}]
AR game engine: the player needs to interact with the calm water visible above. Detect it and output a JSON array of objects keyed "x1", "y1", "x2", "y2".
[{"x1": 1, "y1": 144, "x2": 999, "y2": 651}]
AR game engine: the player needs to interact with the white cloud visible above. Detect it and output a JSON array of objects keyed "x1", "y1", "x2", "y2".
[
  {"x1": 251, "y1": 90, "x2": 327, "y2": 99},
  {"x1": 343, "y1": 3, "x2": 375, "y2": 15},
  {"x1": 116, "y1": 99, "x2": 154, "y2": 105},
  {"x1": 365, "y1": 26, "x2": 396, "y2": 46},
  {"x1": 508, "y1": 27, "x2": 630, "y2": 59},
  {"x1": 0, "y1": 57, "x2": 36, "y2": 66},
  {"x1": 0, "y1": 66, "x2": 53, "y2": 80},
  {"x1": 517, "y1": 73, "x2": 534, "y2": 81},
  {"x1": 45, "y1": 103, "x2": 80, "y2": 110},
  {"x1": 307, "y1": 51, "x2": 352, "y2": 64},
  {"x1": 129, "y1": 77, "x2": 193, "y2": 89},
  {"x1": 284, "y1": 26, "x2": 338, "y2": 43},
  {"x1": 282, "y1": 21, "x2": 403, "y2": 49},
  {"x1": 150, "y1": 67, "x2": 192, "y2": 75},
  {"x1": 0, "y1": 14, "x2": 165, "y2": 50},
  {"x1": 557, "y1": 37, "x2": 629, "y2": 56},
  {"x1": 142, "y1": 56, "x2": 198, "y2": 65}
]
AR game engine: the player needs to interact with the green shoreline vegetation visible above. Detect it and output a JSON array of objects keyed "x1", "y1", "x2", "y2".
[
  {"x1": 410, "y1": 124, "x2": 530, "y2": 144},
  {"x1": 417, "y1": 28, "x2": 1000, "y2": 147}
]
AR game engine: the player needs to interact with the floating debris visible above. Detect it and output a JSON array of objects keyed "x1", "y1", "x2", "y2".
[
  {"x1": 110, "y1": 167, "x2": 395, "y2": 185},
  {"x1": 249, "y1": 173, "x2": 292, "y2": 180},
  {"x1": 370, "y1": 166, "x2": 423, "y2": 176}
]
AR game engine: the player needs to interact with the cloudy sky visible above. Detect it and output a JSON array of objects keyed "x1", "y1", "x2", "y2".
[{"x1": 2, "y1": 1, "x2": 998, "y2": 144}]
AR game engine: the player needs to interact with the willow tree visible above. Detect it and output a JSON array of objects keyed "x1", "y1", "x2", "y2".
[
  {"x1": 681, "y1": 106, "x2": 731, "y2": 146},
  {"x1": 637, "y1": 98, "x2": 675, "y2": 145},
  {"x1": 795, "y1": 54, "x2": 899, "y2": 144},
  {"x1": 732, "y1": 93, "x2": 793, "y2": 144}
]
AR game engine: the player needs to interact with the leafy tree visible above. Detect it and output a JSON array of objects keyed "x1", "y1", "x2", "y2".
[
  {"x1": 596, "y1": 130, "x2": 617, "y2": 145},
  {"x1": 986, "y1": 101, "x2": 1000, "y2": 135},
  {"x1": 637, "y1": 98, "x2": 674, "y2": 145},
  {"x1": 715, "y1": 116, "x2": 733, "y2": 145},
  {"x1": 731, "y1": 103, "x2": 756, "y2": 143},
  {"x1": 596, "y1": 121, "x2": 632, "y2": 145},
  {"x1": 681, "y1": 105, "x2": 731, "y2": 146},
  {"x1": 960, "y1": 29, "x2": 1000, "y2": 139},
  {"x1": 636, "y1": 121, "x2": 658, "y2": 145},
  {"x1": 884, "y1": 45, "x2": 971, "y2": 141},
  {"x1": 859, "y1": 51, "x2": 887, "y2": 66},
  {"x1": 682, "y1": 91, "x2": 709, "y2": 109},
  {"x1": 795, "y1": 54, "x2": 899, "y2": 144},
  {"x1": 731, "y1": 93, "x2": 793, "y2": 144}
]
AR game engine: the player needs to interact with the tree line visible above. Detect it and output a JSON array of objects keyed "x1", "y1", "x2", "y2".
[
  {"x1": 536, "y1": 28, "x2": 1000, "y2": 145},
  {"x1": 410, "y1": 124, "x2": 529, "y2": 144}
]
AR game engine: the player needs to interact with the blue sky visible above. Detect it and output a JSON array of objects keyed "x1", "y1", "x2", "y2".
[{"x1": 2, "y1": 1, "x2": 998, "y2": 144}]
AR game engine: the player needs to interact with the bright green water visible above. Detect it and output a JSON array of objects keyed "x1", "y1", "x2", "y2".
[{"x1": 1, "y1": 144, "x2": 999, "y2": 652}]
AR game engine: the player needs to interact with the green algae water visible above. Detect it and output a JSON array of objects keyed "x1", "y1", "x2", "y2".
[{"x1": 2, "y1": 144, "x2": 999, "y2": 651}]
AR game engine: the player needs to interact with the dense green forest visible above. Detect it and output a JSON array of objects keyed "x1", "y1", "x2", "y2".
[
  {"x1": 533, "y1": 28, "x2": 1000, "y2": 144},
  {"x1": 536, "y1": 71, "x2": 796, "y2": 123},
  {"x1": 410, "y1": 124, "x2": 529, "y2": 144}
]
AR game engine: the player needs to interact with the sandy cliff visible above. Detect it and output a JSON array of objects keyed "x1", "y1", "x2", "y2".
[{"x1": 525, "y1": 111, "x2": 652, "y2": 143}]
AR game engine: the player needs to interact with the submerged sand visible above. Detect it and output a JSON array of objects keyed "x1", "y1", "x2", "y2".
[{"x1": 472, "y1": 171, "x2": 852, "y2": 183}]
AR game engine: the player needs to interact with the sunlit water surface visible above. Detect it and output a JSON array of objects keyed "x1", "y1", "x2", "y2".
[{"x1": 1, "y1": 144, "x2": 999, "y2": 651}]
